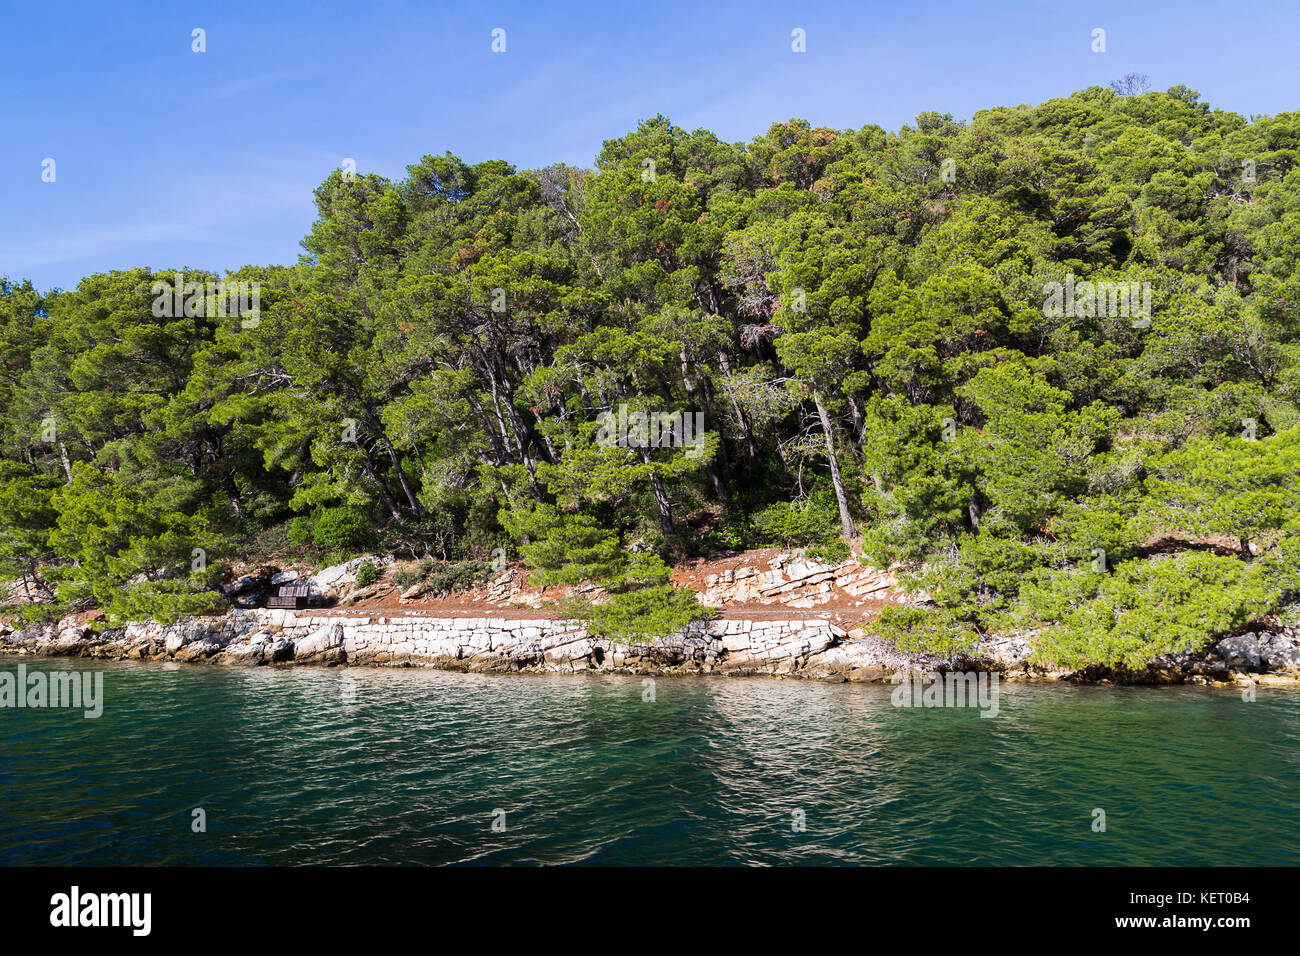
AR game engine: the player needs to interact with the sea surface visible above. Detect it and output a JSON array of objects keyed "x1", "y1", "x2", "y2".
[{"x1": 2, "y1": 656, "x2": 1297, "y2": 865}]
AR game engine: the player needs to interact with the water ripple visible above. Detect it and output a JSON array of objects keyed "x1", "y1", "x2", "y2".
[{"x1": 1, "y1": 657, "x2": 1297, "y2": 865}]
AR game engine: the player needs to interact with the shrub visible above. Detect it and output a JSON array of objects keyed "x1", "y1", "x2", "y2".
[
  {"x1": 288, "y1": 516, "x2": 314, "y2": 549},
  {"x1": 872, "y1": 604, "x2": 982, "y2": 657},
  {"x1": 1022, "y1": 551, "x2": 1278, "y2": 669},
  {"x1": 425, "y1": 560, "x2": 489, "y2": 595},
  {"x1": 355, "y1": 560, "x2": 377, "y2": 588},
  {"x1": 618, "y1": 552, "x2": 672, "y2": 589},
  {"x1": 701, "y1": 515, "x2": 751, "y2": 554},
  {"x1": 567, "y1": 585, "x2": 716, "y2": 645},
  {"x1": 392, "y1": 568, "x2": 421, "y2": 589},
  {"x1": 752, "y1": 499, "x2": 840, "y2": 549},
  {"x1": 109, "y1": 579, "x2": 230, "y2": 626},
  {"x1": 503, "y1": 503, "x2": 627, "y2": 587},
  {"x1": 311, "y1": 506, "x2": 371, "y2": 553},
  {"x1": 807, "y1": 538, "x2": 850, "y2": 564},
  {"x1": 390, "y1": 559, "x2": 490, "y2": 595},
  {"x1": 753, "y1": 495, "x2": 848, "y2": 563},
  {"x1": 954, "y1": 531, "x2": 1044, "y2": 606}
]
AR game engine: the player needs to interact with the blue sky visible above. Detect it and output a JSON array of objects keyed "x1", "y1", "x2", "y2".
[{"x1": 3, "y1": 0, "x2": 1298, "y2": 292}]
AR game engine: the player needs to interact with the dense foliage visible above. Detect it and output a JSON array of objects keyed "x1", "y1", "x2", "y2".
[{"x1": 4, "y1": 86, "x2": 1299, "y2": 663}]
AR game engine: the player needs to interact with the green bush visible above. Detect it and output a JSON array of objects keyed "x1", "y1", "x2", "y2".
[
  {"x1": 311, "y1": 506, "x2": 371, "y2": 553},
  {"x1": 355, "y1": 560, "x2": 377, "y2": 588},
  {"x1": 1022, "y1": 551, "x2": 1279, "y2": 669},
  {"x1": 567, "y1": 585, "x2": 716, "y2": 645},
  {"x1": 807, "y1": 538, "x2": 850, "y2": 564},
  {"x1": 108, "y1": 579, "x2": 230, "y2": 626},
  {"x1": 425, "y1": 560, "x2": 489, "y2": 595},
  {"x1": 701, "y1": 514, "x2": 752, "y2": 554},
  {"x1": 871, "y1": 605, "x2": 982, "y2": 657},
  {"x1": 390, "y1": 559, "x2": 489, "y2": 595},
  {"x1": 955, "y1": 531, "x2": 1045, "y2": 606},
  {"x1": 752, "y1": 498, "x2": 840, "y2": 549},
  {"x1": 618, "y1": 552, "x2": 673, "y2": 588},
  {"x1": 503, "y1": 503, "x2": 628, "y2": 588},
  {"x1": 752, "y1": 494, "x2": 850, "y2": 564},
  {"x1": 288, "y1": 515, "x2": 314, "y2": 549}
]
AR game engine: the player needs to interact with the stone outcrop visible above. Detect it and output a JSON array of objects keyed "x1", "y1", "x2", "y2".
[
  {"x1": 4, "y1": 607, "x2": 1299, "y2": 685},
  {"x1": 358, "y1": 553, "x2": 908, "y2": 611},
  {"x1": 1133, "y1": 627, "x2": 1300, "y2": 686},
  {"x1": 695, "y1": 555, "x2": 908, "y2": 609},
  {"x1": 274, "y1": 555, "x2": 393, "y2": 604},
  {"x1": 2, "y1": 611, "x2": 901, "y2": 679}
]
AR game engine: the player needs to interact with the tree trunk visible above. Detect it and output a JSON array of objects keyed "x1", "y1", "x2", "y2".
[
  {"x1": 364, "y1": 405, "x2": 424, "y2": 517},
  {"x1": 813, "y1": 392, "x2": 856, "y2": 538},
  {"x1": 846, "y1": 393, "x2": 866, "y2": 450},
  {"x1": 679, "y1": 348, "x2": 695, "y2": 401},
  {"x1": 382, "y1": 435, "x2": 424, "y2": 517},
  {"x1": 681, "y1": 350, "x2": 728, "y2": 505},
  {"x1": 488, "y1": 373, "x2": 542, "y2": 499},
  {"x1": 359, "y1": 452, "x2": 403, "y2": 523},
  {"x1": 640, "y1": 447, "x2": 676, "y2": 536},
  {"x1": 58, "y1": 442, "x2": 73, "y2": 484},
  {"x1": 716, "y1": 349, "x2": 759, "y2": 460},
  {"x1": 471, "y1": 399, "x2": 509, "y2": 464}
]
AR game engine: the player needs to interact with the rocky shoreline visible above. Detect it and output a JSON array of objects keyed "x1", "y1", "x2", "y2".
[{"x1": 4, "y1": 606, "x2": 1300, "y2": 686}]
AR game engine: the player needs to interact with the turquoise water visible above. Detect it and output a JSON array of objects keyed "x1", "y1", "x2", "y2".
[{"x1": 2, "y1": 656, "x2": 1297, "y2": 866}]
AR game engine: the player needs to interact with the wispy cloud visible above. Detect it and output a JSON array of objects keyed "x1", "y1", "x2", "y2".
[
  {"x1": 207, "y1": 70, "x2": 300, "y2": 102},
  {"x1": 1, "y1": 162, "x2": 318, "y2": 275},
  {"x1": 1, "y1": 220, "x2": 239, "y2": 273}
]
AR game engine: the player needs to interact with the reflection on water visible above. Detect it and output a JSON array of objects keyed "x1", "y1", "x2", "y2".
[{"x1": 1, "y1": 657, "x2": 1297, "y2": 865}]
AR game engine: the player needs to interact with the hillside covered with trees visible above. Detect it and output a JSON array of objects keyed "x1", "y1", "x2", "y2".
[{"x1": 3, "y1": 84, "x2": 1299, "y2": 667}]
